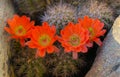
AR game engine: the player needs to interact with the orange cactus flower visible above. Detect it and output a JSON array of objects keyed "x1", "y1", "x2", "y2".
[
  {"x1": 78, "y1": 16, "x2": 106, "y2": 46},
  {"x1": 27, "y1": 22, "x2": 57, "y2": 57},
  {"x1": 4, "y1": 15, "x2": 35, "y2": 46},
  {"x1": 58, "y1": 22, "x2": 89, "y2": 59}
]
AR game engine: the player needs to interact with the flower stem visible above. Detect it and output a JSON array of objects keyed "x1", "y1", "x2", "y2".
[{"x1": 72, "y1": 52, "x2": 78, "y2": 60}]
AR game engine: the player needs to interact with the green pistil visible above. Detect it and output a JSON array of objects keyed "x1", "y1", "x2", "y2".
[
  {"x1": 88, "y1": 27, "x2": 94, "y2": 36},
  {"x1": 38, "y1": 34, "x2": 51, "y2": 46},
  {"x1": 15, "y1": 25, "x2": 26, "y2": 36},
  {"x1": 69, "y1": 34, "x2": 80, "y2": 46}
]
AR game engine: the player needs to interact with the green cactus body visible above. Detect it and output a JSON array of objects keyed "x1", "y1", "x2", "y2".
[
  {"x1": 9, "y1": 40, "x2": 45, "y2": 77},
  {"x1": 43, "y1": 46, "x2": 86, "y2": 77},
  {"x1": 99, "y1": 0, "x2": 120, "y2": 8},
  {"x1": 100, "y1": 0, "x2": 120, "y2": 15},
  {"x1": 41, "y1": 3, "x2": 77, "y2": 34},
  {"x1": 78, "y1": 0, "x2": 114, "y2": 30}
]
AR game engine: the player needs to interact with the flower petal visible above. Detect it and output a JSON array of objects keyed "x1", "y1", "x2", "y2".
[
  {"x1": 94, "y1": 38, "x2": 102, "y2": 46},
  {"x1": 64, "y1": 47, "x2": 72, "y2": 53},
  {"x1": 86, "y1": 42, "x2": 93, "y2": 47},
  {"x1": 81, "y1": 45, "x2": 88, "y2": 53},
  {"x1": 35, "y1": 49, "x2": 46, "y2": 58},
  {"x1": 47, "y1": 46, "x2": 54, "y2": 53},
  {"x1": 26, "y1": 41, "x2": 39, "y2": 48},
  {"x1": 4, "y1": 27, "x2": 14, "y2": 34},
  {"x1": 20, "y1": 39, "x2": 25, "y2": 47},
  {"x1": 97, "y1": 30, "x2": 106, "y2": 37},
  {"x1": 54, "y1": 46, "x2": 60, "y2": 53}
]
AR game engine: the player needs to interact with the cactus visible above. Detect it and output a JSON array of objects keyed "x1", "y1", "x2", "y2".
[
  {"x1": 12, "y1": 0, "x2": 50, "y2": 24},
  {"x1": 40, "y1": 2, "x2": 88, "y2": 77},
  {"x1": 78, "y1": 0, "x2": 114, "y2": 30},
  {"x1": 43, "y1": 45, "x2": 86, "y2": 77},
  {"x1": 9, "y1": 40, "x2": 46, "y2": 77},
  {"x1": 99, "y1": 0, "x2": 120, "y2": 15},
  {"x1": 9, "y1": 0, "x2": 114, "y2": 77},
  {"x1": 12, "y1": 0, "x2": 49, "y2": 15},
  {"x1": 99, "y1": 0, "x2": 120, "y2": 8},
  {"x1": 64, "y1": 0, "x2": 86, "y2": 7},
  {"x1": 44, "y1": 54, "x2": 86, "y2": 77},
  {"x1": 41, "y1": 3, "x2": 77, "y2": 34}
]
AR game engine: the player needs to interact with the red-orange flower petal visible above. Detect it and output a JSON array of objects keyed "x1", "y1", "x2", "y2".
[
  {"x1": 4, "y1": 27, "x2": 14, "y2": 34},
  {"x1": 58, "y1": 22, "x2": 89, "y2": 59},
  {"x1": 4, "y1": 15, "x2": 35, "y2": 46},
  {"x1": 27, "y1": 22, "x2": 57, "y2": 57},
  {"x1": 78, "y1": 16, "x2": 106, "y2": 46},
  {"x1": 47, "y1": 46, "x2": 54, "y2": 53},
  {"x1": 20, "y1": 39, "x2": 25, "y2": 47},
  {"x1": 94, "y1": 38, "x2": 102, "y2": 46},
  {"x1": 35, "y1": 49, "x2": 46, "y2": 58}
]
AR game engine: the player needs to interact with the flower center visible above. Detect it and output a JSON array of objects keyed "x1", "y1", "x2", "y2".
[
  {"x1": 15, "y1": 25, "x2": 26, "y2": 36},
  {"x1": 69, "y1": 34, "x2": 80, "y2": 46},
  {"x1": 38, "y1": 34, "x2": 51, "y2": 46},
  {"x1": 88, "y1": 27, "x2": 94, "y2": 37}
]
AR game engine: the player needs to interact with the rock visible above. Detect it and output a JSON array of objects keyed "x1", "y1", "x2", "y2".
[
  {"x1": 85, "y1": 16, "x2": 120, "y2": 77},
  {"x1": 0, "y1": 0, "x2": 14, "y2": 77}
]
